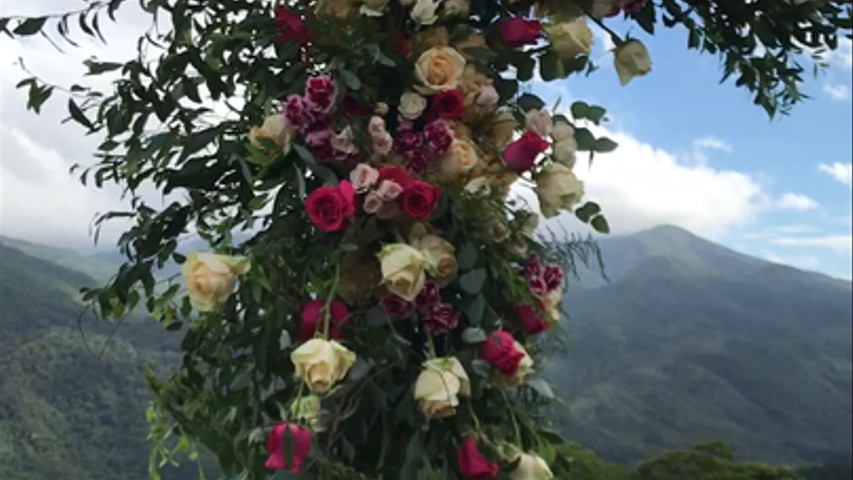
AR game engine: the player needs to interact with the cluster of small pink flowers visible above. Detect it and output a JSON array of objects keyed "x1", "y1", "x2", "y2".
[
  {"x1": 519, "y1": 252, "x2": 563, "y2": 297},
  {"x1": 368, "y1": 116, "x2": 394, "y2": 157},
  {"x1": 284, "y1": 75, "x2": 356, "y2": 162},
  {"x1": 394, "y1": 121, "x2": 453, "y2": 173}
]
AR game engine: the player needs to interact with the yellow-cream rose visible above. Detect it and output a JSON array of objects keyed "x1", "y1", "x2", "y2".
[
  {"x1": 182, "y1": 253, "x2": 250, "y2": 312},
  {"x1": 544, "y1": 18, "x2": 592, "y2": 60},
  {"x1": 535, "y1": 163, "x2": 584, "y2": 218},
  {"x1": 614, "y1": 39, "x2": 652, "y2": 86},
  {"x1": 415, "y1": 46, "x2": 467, "y2": 93},
  {"x1": 509, "y1": 453, "x2": 554, "y2": 480},
  {"x1": 377, "y1": 244, "x2": 427, "y2": 301},
  {"x1": 413, "y1": 357, "x2": 470, "y2": 419},
  {"x1": 495, "y1": 341, "x2": 534, "y2": 387},
  {"x1": 489, "y1": 110, "x2": 518, "y2": 148},
  {"x1": 291, "y1": 339, "x2": 356, "y2": 394},
  {"x1": 411, "y1": 229, "x2": 458, "y2": 286},
  {"x1": 249, "y1": 114, "x2": 293, "y2": 154},
  {"x1": 437, "y1": 139, "x2": 480, "y2": 181}
]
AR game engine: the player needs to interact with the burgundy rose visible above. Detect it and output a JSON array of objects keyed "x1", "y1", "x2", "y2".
[
  {"x1": 500, "y1": 18, "x2": 541, "y2": 48},
  {"x1": 415, "y1": 281, "x2": 441, "y2": 312},
  {"x1": 423, "y1": 303, "x2": 460, "y2": 335},
  {"x1": 396, "y1": 130, "x2": 422, "y2": 154},
  {"x1": 274, "y1": 7, "x2": 308, "y2": 45},
  {"x1": 543, "y1": 264, "x2": 564, "y2": 291},
  {"x1": 304, "y1": 75, "x2": 335, "y2": 114},
  {"x1": 265, "y1": 423, "x2": 312, "y2": 472},
  {"x1": 424, "y1": 121, "x2": 453, "y2": 155},
  {"x1": 503, "y1": 130, "x2": 549, "y2": 173},
  {"x1": 299, "y1": 299, "x2": 349, "y2": 341},
  {"x1": 304, "y1": 126, "x2": 335, "y2": 161},
  {"x1": 457, "y1": 437, "x2": 499, "y2": 480},
  {"x1": 406, "y1": 149, "x2": 433, "y2": 173},
  {"x1": 479, "y1": 330, "x2": 525, "y2": 377},
  {"x1": 382, "y1": 295, "x2": 415, "y2": 319},
  {"x1": 304, "y1": 181, "x2": 355, "y2": 232},
  {"x1": 516, "y1": 304, "x2": 547, "y2": 336},
  {"x1": 283, "y1": 95, "x2": 314, "y2": 131},
  {"x1": 432, "y1": 90, "x2": 466, "y2": 119},
  {"x1": 399, "y1": 181, "x2": 440, "y2": 220},
  {"x1": 378, "y1": 166, "x2": 413, "y2": 189}
]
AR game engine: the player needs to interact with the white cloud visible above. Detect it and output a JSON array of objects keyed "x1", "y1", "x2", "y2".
[
  {"x1": 693, "y1": 136, "x2": 732, "y2": 153},
  {"x1": 823, "y1": 83, "x2": 851, "y2": 101},
  {"x1": 760, "y1": 250, "x2": 821, "y2": 271},
  {"x1": 824, "y1": 38, "x2": 853, "y2": 70},
  {"x1": 770, "y1": 235, "x2": 853, "y2": 254},
  {"x1": 818, "y1": 162, "x2": 853, "y2": 187},
  {"x1": 775, "y1": 192, "x2": 819, "y2": 211},
  {"x1": 744, "y1": 224, "x2": 821, "y2": 239}
]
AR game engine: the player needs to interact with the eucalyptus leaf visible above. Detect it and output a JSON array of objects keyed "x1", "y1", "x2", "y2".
[{"x1": 459, "y1": 268, "x2": 487, "y2": 295}]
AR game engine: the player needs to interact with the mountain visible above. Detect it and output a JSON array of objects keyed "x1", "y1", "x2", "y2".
[
  {"x1": 549, "y1": 225, "x2": 853, "y2": 465},
  {"x1": 0, "y1": 240, "x2": 192, "y2": 480}
]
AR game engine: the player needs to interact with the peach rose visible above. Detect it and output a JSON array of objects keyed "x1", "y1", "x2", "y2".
[{"x1": 415, "y1": 46, "x2": 467, "y2": 93}]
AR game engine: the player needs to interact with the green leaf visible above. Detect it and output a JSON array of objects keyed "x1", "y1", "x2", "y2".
[
  {"x1": 68, "y1": 99, "x2": 94, "y2": 130},
  {"x1": 459, "y1": 268, "x2": 487, "y2": 295},
  {"x1": 367, "y1": 306, "x2": 390, "y2": 327},
  {"x1": 457, "y1": 242, "x2": 478, "y2": 270},
  {"x1": 516, "y1": 93, "x2": 546, "y2": 112},
  {"x1": 339, "y1": 69, "x2": 362, "y2": 91},
  {"x1": 539, "y1": 50, "x2": 564, "y2": 81},
  {"x1": 574, "y1": 201, "x2": 601, "y2": 223},
  {"x1": 462, "y1": 327, "x2": 487, "y2": 344},
  {"x1": 526, "y1": 378, "x2": 555, "y2": 399},
  {"x1": 471, "y1": 359, "x2": 492, "y2": 377},
  {"x1": 574, "y1": 128, "x2": 596, "y2": 151},
  {"x1": 13, "y1": 17, "x2": 47, "y2": 36},
  {"x1": 591, "y1": 215, "x2": 610, "y2": 234},
  {"x1": 466, "y1": 295, "x2": 486, "y2": 326},
  {"x1": 594, "y1": 137, "x2": 618, "y2": 153}
]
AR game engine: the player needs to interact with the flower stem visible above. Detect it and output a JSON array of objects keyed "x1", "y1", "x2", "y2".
[
  {"x1": 425, "y1": 330, "x2": 438, "y2": 359},
  {"x1": 322, "y1": 261, "x2": 341, "y2": 339}
]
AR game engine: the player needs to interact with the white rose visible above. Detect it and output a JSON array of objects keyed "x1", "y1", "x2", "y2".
[
  {"x1": 443, "y1": 0, "x2": 470, "y2": 17},
  {"x1": 399, "y1": 91, "x2": 428, "y2": 120},
  {"x1": 291, "y1": 339, "x2": 357, "y2": 394},
  {"x1": 360, "y1": 0, "x2": 390, "y2": 16},
  {"x1": 614, "y1": 39, "x2": 651, "y2": 86},
  {"x1": 509, "y1": 453, "x2": 554, "y2": 480},
  {"x1": 249, "y1": 114, "x2": 294, "y2": 154},
  {"x1": 525, "y1": 109, "x2": 553, "y2": 137},
  {"x1": 544, "y1": 18, "x2": 592, "y2": 60},
  {"x1": 535, "y1": 162, "x2": 584, "y2": 218},
  {"x1": 413, "y1": 357, "x2": 470, "y2": 419},
  {"x1": 182, "y1": 253, "x2": 250, "y2": 312},
  {"x1": 411, "y1": 0, "x2": 440, "y2": 25},
  {"x1": 377, "y1": 243, "x2": 427, "y2": 301},
  {"x1": 464, "y1": 177, "x2": 492, "y2": 197}
]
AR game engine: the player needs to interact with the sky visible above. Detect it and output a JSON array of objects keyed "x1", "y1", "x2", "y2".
[{"x1": 1, "y1": 1, "x2": 851, "y2": 279}]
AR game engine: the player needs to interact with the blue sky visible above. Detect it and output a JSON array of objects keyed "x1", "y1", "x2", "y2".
[{"x1": 0, "y1": 1, "x2": 851, "y2": 279}]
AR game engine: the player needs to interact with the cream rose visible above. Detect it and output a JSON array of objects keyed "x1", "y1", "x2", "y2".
[
  {"x1": 538, "y1": 287, "x2": 562, "y2": 327},
  {"x1": 444, "y1": 0, "x2": 471, "y2": 17},
  {"x1": 291, "y1": 339, "x2": 357, "y2": 394},
  {"x1": 495, "y1": 341, "x2": 534, "y2": 387},
  {"x1": 411, "y1": 0, "x2": 441, "y2": 25},
  {"x1": 412, "y1": 230, "x2": 458, "y2": 286},
  {"x1": 489, "y1": 110, "x2": 518, "y2": 148},
  {"x1": 552, "y1": 138, "x2": 578, "y2": 168},
  {"x1": 360, "y1": 0, "x2": 389, "y2": 16},
  {"x1": 525, "y1": 109, "x2": 553, "y2": 137},
  {"x1": 437, "y1": 139, "x2": 479, "y2": 181},
  {"x1": 509, "y1": 453, "x2": 554, "y2": 480},
  {"x1": 614, "y1": 39, "x2": 652, "y2": 86},
  {"x1": 413, "y1": 357, "x2": 470, "y2": 419},
  {"x1": 544, "y1": 18, "x2": 592, "y2": 60},
  {"x1": 464, "y1": 177, "x2": 492, "y2": 197},
  {"x1": 535, "y1": 163, "x2": 584, "y2": 218},
  {"x1": 249, "y1": 114, "x2": 293, "y2": 154},
  {"x1": 551, "y1": 121, "x2": 575, "y2": 143},
  {"x1": 476, "y1": 85, "x2": 499, "y2": 108},
  {"x1": 377, "y1": 244, "x2": 427, "y2": 301},
  {"x1": 399, "y1": 91, "x2": 428, "y2": 120},
  {"x1": 415, "y1": 46, "x2": 467, "y2": 93},
  {"x1": 182, "y1": 253, "x2": 250, "y2": 312}
]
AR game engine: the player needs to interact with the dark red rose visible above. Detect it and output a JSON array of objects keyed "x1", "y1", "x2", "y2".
[
  {"x1": 424, "y1": 121, "x2": 453, "y2": 155},
  {"x1": 500, "y1": 18, "x2": 541, "y2": 48},
  {"x1": 304, "y1": 75, "x2": 335, "y2": 114},
  {"x1": 265, "y1": 423, "x2": 312, "y2": 472},
  {"x1": 516, "y1": 304, "x2": 547, "y2": 336},
  {"x1": 415, "y1": 281, "x2": 440, "y2": 312},
  {"x1": 502, "y1": 130, "x2": 549, "y2": 173},
  {"x1": 392, "y1": 33, "x2": 410, "y2": 58},
  {"x1": 378, "y1": 166, "x2": 413, "y2": 189},
  {"x1": 423, "y1": 303, "x2": 460, "y2": 335},
  {"x1": 543, "y1": 264, "x2": 564, "y2": 291},
  {"x1": 342, "y1": 95, "x2": 371, "y2": 117},
  {"x1": 299, "y1": 299, "x2": 349, "y2": 341},
  {"x1": 606, "y1": 5, "x2": 622, "y2": 17},
  {"x1": 479, "y1": 330, "x2": 524, "y2": 377},
  {"x1": 432, "y1": 90, "x2": 466, "y2": 119},
  {"x1": 623, "y1": 0, "x2": 649, "y2": 14},
  {"x1": 457, "y1": 437, "x2": 499, "y2": 480},
  {"x1": 396, "y1": 130, "x2": 422, "y2": 154},
  {"x1": 304, "y1": 181, "x2": 355, "y2": 232},
  {"x1": 381, "y1": 295, "x2": 415, "y2": 319},
  {"x1": 399, "y1": 181, "x2": 440, "y2": 220},
  {"x1": 274, "y1": 7, "x2": 308, "y2": 44}
]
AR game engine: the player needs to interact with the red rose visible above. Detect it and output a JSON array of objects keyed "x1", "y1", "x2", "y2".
[
  {"x1": 299, "y1": 299, "x2": 349, "y2": 341},
  {"x1": 479, "y1": 330, "x2": 525, "y2": 377},
  {"x1": 457, "y1": 437, "x2": 498, "y2": 480},
  {"x1": 274, "y1": 7, "x2": 308, "y2": 44},
  {"x1": 500, "y1": 18, "x2": 541, "y2": 48},
  {"x1": 399, "y1": 181, "x2": 440, "y2": 220},
  {"x1": 304, "y1": 181, "x2": 355, "y2": 232},
  {"x1": 432, "y1": 90, "x2": 466, "y2": 119},
  {"x1": 265, "y1": 423, "x2": 312, "y2": 472},
  {"x1": 502, "y1": 130, "x2": 549, "y2": 173},
  {"x1": 516, "y1": 304, "x2": 547, "y2": 336},
  {"x1": 378, "y1": 166, "x2": 413, "y2": 189}
]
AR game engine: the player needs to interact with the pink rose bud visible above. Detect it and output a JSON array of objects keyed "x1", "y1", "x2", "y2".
[
  {"x1": 368, "y1": 116, "x2": 387, "y2": 137},
  {"x1": 476, "y1": 85, "x2": 500, "y2": 108},
  {"x1": 375, "y1": 102, "x2": 390, "y2": 116},
  {"x1": 363, "y1": 191, "x2": 385, "y2": 214},
  {"x1": 376, "y1": 179, "x2": 404, "y2": 201},
  {"x1": 350, "y1": 163, "x2": 380, "y2": 193},
  {"x1": 372, "y1": 132, "x2": 394, "y2": 156}
]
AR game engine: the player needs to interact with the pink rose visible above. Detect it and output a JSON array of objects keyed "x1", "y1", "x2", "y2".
[
  {"x1": 372, "y1": 132, "x2": 394, "y2": 156},
  {"x1": 362, "y1": 191, "x2": 385, "y2": 214},
  {"x1": 500, "y1": 18, "x2": 541, "y2": 48},
  {"x1": 350, "y1": 163, "x2": 379, "y2": 193},
  {"x1": 299, "y1": 299, "x2": 349, "y2": 341},
  {"x1": 476, "y1": 85, "x2": 499, "y2": 108},
  {"x1": 516, "y1": 304, "x2": 547, "y2": 336},
  {"x1": 479, "y1": 330, "x2": 524, "y2": 377},
  {"x1": 376, "y1": 180, "x2": 403, "y2": 201},
  {"x1": 368, "y1": 116, "x2": 387, "y2": 137},
  {"x1": 457, "y1": 437, "x2": 498, "y2": 480},
  {"x1": 265, "y1": 423, "x2": 312, "y2": 472},
  {"x1": 502, "y1": 130, "x2": 549, "y2": 173}
]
